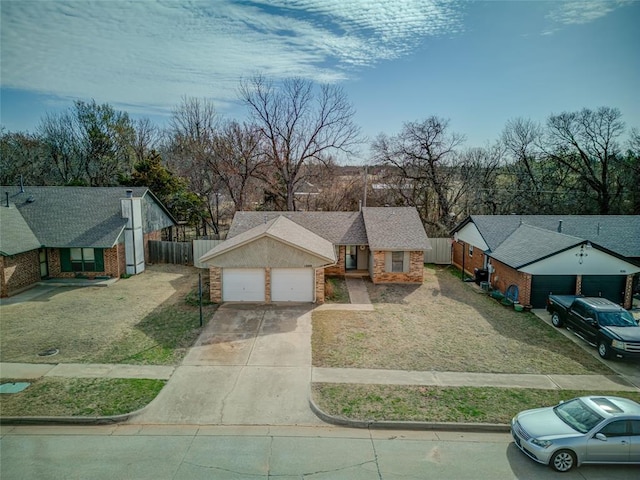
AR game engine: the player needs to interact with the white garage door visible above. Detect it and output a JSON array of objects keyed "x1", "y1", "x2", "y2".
[
  {"x1": 271, "y1": 268, "x2": 314, "y2": 302},
  {"x1": 222, "y1": 268, "x2": 265, "y2": 302}
]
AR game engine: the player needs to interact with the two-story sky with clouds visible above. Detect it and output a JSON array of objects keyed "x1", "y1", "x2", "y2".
[{"x1": 1, "y1": 0, "x2": 639, "y2": 157}]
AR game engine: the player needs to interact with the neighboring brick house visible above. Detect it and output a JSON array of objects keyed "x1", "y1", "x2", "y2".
[
  {"x1": 0, "y1": 186, "x2": 176, "y2": 297},
  {"x1": 451, "y1": 215, "x2": 640, "y2": 309},
  {"x1": 200, "y1": 207, "x2": 431, "y2": 304}
]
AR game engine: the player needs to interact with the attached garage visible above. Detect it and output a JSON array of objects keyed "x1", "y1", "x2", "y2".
[
  {"x1": 530, "y1": 275, "x2": 577, "y2": 308},
  {"x1": 581, "y1": 275, "x2": 626, "y2": 305},
  {"x1": 222, "y1": 268, "x2": 265, "y2": 302},
  {"x1": 200, "y1": 216, "x2": 336, "y2": 304},
  {"x1": 271, "y1": 268, "x2": 314, "y2": 302}
]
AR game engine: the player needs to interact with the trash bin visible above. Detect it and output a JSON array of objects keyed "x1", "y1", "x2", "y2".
[{"x1": 474, "y1": 268, "x2": 488, "y2": 285}]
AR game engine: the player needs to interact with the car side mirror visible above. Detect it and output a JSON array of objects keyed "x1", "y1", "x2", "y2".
[
  {"x1": 595, "y1": 433, "x2": 607, "y2": 441},
  {"x1": 586, "y1": 318, "x2": 596, "y2": 325}
]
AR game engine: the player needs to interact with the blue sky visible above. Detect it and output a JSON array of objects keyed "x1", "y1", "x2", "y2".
[{"x1": 1, "y1": 0, "x2": 639, "y2": 158}]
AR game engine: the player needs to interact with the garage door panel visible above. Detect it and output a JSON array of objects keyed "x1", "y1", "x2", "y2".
[
  {"x1": 581, "y1": 275, "x2": 625, "y2": 304},
  {"x1": 223, "y1": 268, "x2": 265, "y2": 302},
  {"x1": 271, "y1": 268, "x2": 314, "y2": 302},
  {"x1": 530, "y1": 275, "x2": 576, "y2": 308}
]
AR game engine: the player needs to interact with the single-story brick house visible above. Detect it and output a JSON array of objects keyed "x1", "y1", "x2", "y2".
[
  {"x1": 0, "y1": 186, "x2": 176, "y2": 297},
  {"x1": 450, "y1": 215, "x2": 640, "y2": 309},
  {"x1": 199, "y1": 207, "x2": 431, "y2": 303}
]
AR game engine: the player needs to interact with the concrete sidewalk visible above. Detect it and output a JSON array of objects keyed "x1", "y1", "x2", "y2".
[
  {"x1": 0, "y1": 362, "x2": 174, "y2": 380},
  {"x1": 312, "y1": 367, "x2": 640, "y2": 391}
]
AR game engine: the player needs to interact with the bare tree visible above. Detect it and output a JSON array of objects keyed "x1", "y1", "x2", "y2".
[
  {"x1": 0, "y1": 129, "x2": 52, "y2": 185},
  {"x1": 132, "y1": 118, "x2": 161, "y2": 164},
  {"x1": 501, "y1": 118, "x2": 573, "y2": 213},
  {"x1": 210, "y1": 121, "x2": 267, "y2": 213},
  {"x1": 544, "y1": 107, "x2": 626, "y2": 214},
  {"x1": 239, "y1": 75, "x2": 362, "y2": 211},
  {"x1": 164, "y1": 96, "x2": 220, "y2": 234},
  {"x1": 372, "y1": 117, "x2": 466, "y2": 234}
]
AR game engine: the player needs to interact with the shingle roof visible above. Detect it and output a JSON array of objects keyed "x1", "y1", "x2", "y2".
[
  {"x1": 228, "y1": 211, "x2": 368, "y2": 245},
  {"x1": 490, "y1": 224, "x2": 583, "y2": 268},
  {"x1": 468, "y1": 215, "x2": 640, "y2": 258},
  {"x1": 362, "y1": 207, "x2": 431, "y2": 251},
  {"x1": 0, "y1": 186, "x2": 158, "y2": 248},
  {"x1": 200, "y1": 215, "x2": 335, "y2": 263},
  {"x1": 228, "y1": 208, "x2": 431, "y2": 251},
  {"x1": 0, "y1": 204, "x2": 42, "y2": 255}
]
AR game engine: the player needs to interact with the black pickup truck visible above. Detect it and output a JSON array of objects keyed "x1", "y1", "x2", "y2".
[{"x1": 547, "y1": 295, "x2": 640, "y2": 360}]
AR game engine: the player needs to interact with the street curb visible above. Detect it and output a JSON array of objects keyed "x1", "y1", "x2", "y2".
[
  {"x1": 0, "y1": 405, "x2": 147, "y2": 426},
  {"x1": 308, "y1": 396, "x2": 510, "y2": 433}
]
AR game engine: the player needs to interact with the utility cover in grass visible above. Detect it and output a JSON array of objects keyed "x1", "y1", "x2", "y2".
[{"x1": 0, "y1": 382, "x2": 31, "y2": 394}]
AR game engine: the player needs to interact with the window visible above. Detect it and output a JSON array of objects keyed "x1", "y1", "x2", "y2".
[
  {"x1": 599, "y1": 420, "x2": 628, "y2": 437},
  {"x1": 468, "y1": 245, "x2": 474, "y2": 257},
  {"x1": 60, "y1": 248, "x2": 104, "y2": 272},
  {"x1": 392, "y1": 251, "x2": 404, "y2": 272}
]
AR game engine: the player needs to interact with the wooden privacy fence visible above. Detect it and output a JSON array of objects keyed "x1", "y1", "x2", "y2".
[
  {"x1": 193, "y1": 239, "x2": 223, "y2": 268},
  {"x1": 148, "y1": 240, "x2": 193, "y2": 265},
  {"x1": 423, "y1": 238, "x2": 452, "y2": 265},
  {"x1": 149, "y1": 238, "x2": 449, "y2": 267}
]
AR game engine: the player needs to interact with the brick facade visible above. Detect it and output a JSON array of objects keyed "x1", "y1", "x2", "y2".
[
  {"x1": 452, "y1": 241, "x2": 486, "y2": 278},
  {"x1": 0, "y1": 250, "x2": 41, "y2": 297},
  {"x1": 324, "y1": 245, "x2": 345, "y2": 276},
  {"x1": 209, "y1": 266, "x2": 222, "y2": 303},
  {"x1": 488, "y1": 258, "x2": 533, "y2": 306},
  {"x1": 371, "y1": 250, "x2": 424, "y2": 283},
  {"x1": 315, "y1": 268, "x2": 325, "y2": 303}
]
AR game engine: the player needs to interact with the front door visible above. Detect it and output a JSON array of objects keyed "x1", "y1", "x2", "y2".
[
  {"x1": 586, "y1": 420, "x2": 630, "y2": 462},
  {"x1": 345, "y1": 245, "x2": 357, "y2": 270},
  {"x1": 39, "y1": 249, "x2": 48, "y2": 279}
]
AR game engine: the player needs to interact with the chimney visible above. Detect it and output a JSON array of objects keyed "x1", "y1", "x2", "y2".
[{"x1": 557, "y1": 220, "x2": 563, "y2": 233}]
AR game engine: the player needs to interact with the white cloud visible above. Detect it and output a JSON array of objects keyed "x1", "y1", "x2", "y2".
[
  {"x1": 0, "y1": 0, "x2": 463, "y2": 117},
  {"x1": 547, "y1": 0, "x2": 633, "y2": 25}
]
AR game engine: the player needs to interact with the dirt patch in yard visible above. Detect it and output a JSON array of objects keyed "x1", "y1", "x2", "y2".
[
  {"x1": 312, "y1": 265, "x2": 612, "y2": 375},
  {"x1": 0, "y1": 265, "x2": 211, "y2": 365}
]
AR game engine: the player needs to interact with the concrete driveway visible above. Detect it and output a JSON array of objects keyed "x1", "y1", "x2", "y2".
[
  {"x1": 132, "y1": 304, "x2": 324, "y2": 426},
  {"x1": 533, "y1": 309, "x2": 640, "y2": 386}
]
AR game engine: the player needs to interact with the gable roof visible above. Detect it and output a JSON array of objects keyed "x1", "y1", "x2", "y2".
[
  {"x1": 228, "y1": 207, "x2": 431, "y2": 251},
  {"x1": 0, "y1": 186, "x2": 176, "y2": 248},
  {"x1": 490, "y1": 224, "x2": 583, "y2": 268},
  {"x1": 200, "y1": 215, "x2": 335, "y2": 266},
  {"x1": 454, "y1": 215, "x2": 640, "y2": 258},
  {"x1": 362, "y1": 207, "x2": 431, "y2": 250},
  {"x1": 0, "y1": 204, "x2": 42, "y2": 255},
  {"x1": 229, "y1": 211, "x2": 368, "y2": 245}
]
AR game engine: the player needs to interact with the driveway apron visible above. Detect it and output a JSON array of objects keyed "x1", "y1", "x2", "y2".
[{"x1": 131, "y1": 304, "x2": 324, "y2": 425}]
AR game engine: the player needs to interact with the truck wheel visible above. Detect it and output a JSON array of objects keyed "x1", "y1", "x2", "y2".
[
  {"x1": 598, "y1": 341, "x2": 611, "y2": 359},
  {"x1": 551, "y1": 312, "x2": 563, "y2": 328}
]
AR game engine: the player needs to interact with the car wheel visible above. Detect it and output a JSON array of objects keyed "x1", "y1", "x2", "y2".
[
  {"x1": 550, "y1": 449, "x2": 576, "y2": 472},
  {"x1": 598, "y1": 341, "x2": 610, "y2": 359},
  {"x1": 551, "y1": 312, "x2": 563, "y2": 328}
]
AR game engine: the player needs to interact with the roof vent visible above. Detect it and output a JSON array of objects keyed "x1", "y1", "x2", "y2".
[
  {"x1": 557, "y1": 220, "x2": 563, "y2": 233},
  {"x1": 126, "y1": 189, "x2": 133, "y2": 198},
  {"x1": 26, "y1": 195, "x2": 35, "y2": 203}
]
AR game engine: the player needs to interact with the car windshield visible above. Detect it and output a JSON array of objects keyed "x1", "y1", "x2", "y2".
[
  {"x1": 554, "y1": 398, "x2": 604, "y2": 434},
  {"x1": 599, "y1": 311, "x2": 638, "y2": 327}
]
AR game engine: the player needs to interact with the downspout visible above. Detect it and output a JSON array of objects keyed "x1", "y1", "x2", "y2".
[{"x1": 461, "y1": 242, "x2": 466, "y2": 281}]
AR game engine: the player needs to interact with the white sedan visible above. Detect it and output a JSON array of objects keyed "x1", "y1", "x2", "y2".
[{"x1": 511, "y1": 396, "x2": 640, "y2": 472}]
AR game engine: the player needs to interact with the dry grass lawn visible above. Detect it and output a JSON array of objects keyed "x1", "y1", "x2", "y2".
[
  {"x1": 0, "y1": 264, "x2": 212, "y2": 365},
  {"x1": 312, "y1": 265, "x2": 611, "y2": 374}
]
